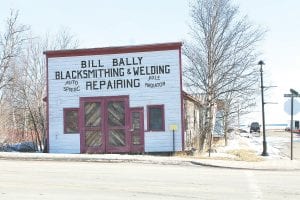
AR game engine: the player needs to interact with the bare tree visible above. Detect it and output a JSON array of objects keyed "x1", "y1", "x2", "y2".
[
  {"x1": 183, "y1": 0, "x2": 265, "y2": 151},
  {"x1": 0, "y1": 26, "x2": 79, "y2": 151},
  {"x1": 0, "y1": 9, "x2": 29, "y2": 98},
  {"x1": 44, "y1": 27, "x2": 79, "y2": 50},
  {"x1": 0, "y1": 10, "x2": 29, "y2": 143}
]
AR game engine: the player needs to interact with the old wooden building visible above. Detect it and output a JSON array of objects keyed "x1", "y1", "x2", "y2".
[{"x1": 44, "y1": 42, "x2": 184, "y2": 153}]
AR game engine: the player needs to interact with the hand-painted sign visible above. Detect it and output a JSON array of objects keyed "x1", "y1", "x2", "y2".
[{"x1": 53, "y1": 55, "x2": 172, "y2": 92}]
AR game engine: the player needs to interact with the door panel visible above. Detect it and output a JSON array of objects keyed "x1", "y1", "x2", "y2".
[
  {"x1": 80, "y1": 100, "x2": 104, "y2": 153},
  {"x1": 130, "y1": 108, "x2": 144, "y2": 153},
  {"x1": 84, "y1": 102, "x2": 101, "y2": 127},
  {"x1": 108, "y1": 129, "x2": 126, "y2": 147},
  {"x1": 108, "y1": 101, "x2": 125, "y2": 127},
  {"x1": 106, "y1": 100, "x2": 130, "y2": 152},
  {"x1": 84, "y1": 102, "x2": 102, "y2": 149},
  {"x1": 85, "y1": 130, "x2": 102, "y2": 147}
]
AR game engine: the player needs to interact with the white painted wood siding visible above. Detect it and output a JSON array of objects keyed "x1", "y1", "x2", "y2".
[{"x1": 48, "y1": 50, "x2": 182, "y2": 153}]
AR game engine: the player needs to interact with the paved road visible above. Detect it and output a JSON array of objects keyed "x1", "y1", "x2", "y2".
[{"x1": 0, "y1": 160, "x2": 299, "y2": 200}]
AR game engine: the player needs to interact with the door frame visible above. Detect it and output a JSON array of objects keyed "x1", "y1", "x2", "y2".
[
  {"x1": 79, "y1": 95, "x2": 130, "y2": 153},
  {"x1": 130, "y1": 107, "x2": 144, "y2": 153}
]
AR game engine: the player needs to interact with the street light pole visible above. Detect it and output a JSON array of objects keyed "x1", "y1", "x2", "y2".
[{"x1": 258, "y1": 60, "x2": 268, "y2": 156}]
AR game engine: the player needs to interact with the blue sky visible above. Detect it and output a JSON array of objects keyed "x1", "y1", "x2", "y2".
[{"x1": 1, "y1": 0, "x2": 300, "y2": 125}]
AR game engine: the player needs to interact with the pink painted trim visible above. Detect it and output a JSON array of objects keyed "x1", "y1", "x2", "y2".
[
  {"x1": 63, "y1": 108, "x2": 79, "y2": 134},
  {"x1": 44, "y1": 42, "x2": 182, "y2": 58},
  {"x1": 147, "y1": 105, "x2": 165, "y2": 132},
  {"x1": 179, "y1": 47, "x2": 184, "y2": 151}
]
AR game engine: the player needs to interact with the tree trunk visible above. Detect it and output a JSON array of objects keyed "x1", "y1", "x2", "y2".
[{"x1": 28, "y1": 108, "x2": 42, "y2": 151}]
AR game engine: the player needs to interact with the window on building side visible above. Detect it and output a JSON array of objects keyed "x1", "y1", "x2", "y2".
[
  {"x1": 148, "y1": 105, "x2": 164, "y2": 131},
  {"x1": 64, "y1": 108, "x2": 79, "y2": 134}
]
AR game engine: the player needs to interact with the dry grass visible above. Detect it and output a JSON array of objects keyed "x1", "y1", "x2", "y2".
[{"x1": 226, "y1": 149, "x2": 263, "y2": 162}]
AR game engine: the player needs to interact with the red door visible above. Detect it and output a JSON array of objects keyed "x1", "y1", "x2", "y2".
[
  {"x1": 80, "y1": 96, "x2": 130, "y2": 153},
  {"x1": 130, "y1": 107, "x2": 144, "y2": 153},
  {"x1": 80, "y1": 99, "x2": 105, "y2": 153},
  {"x1": 105, "y1": 97, "x2": 130, "y2": 153}
]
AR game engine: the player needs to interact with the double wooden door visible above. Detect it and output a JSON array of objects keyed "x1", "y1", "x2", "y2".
[{"x1": 80, "y1": 96, "x2": 144, "y2": 153}]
